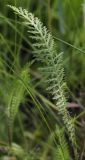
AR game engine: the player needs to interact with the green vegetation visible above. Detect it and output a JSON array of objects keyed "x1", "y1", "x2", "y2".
[{"x1": 0, "y1": 0, "x2": 85, "y2": 160}]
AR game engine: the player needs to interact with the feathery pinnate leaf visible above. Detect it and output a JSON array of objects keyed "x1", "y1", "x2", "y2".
[
  {"x1": 8, "y1": 5, "x2": 76, "y2": 146},
  {"x1": 53, "y1": 125, "x2": 70, "y2": 160},
  {"x1": 7, "y1": 64, "x2": 30, "y2": 143}
]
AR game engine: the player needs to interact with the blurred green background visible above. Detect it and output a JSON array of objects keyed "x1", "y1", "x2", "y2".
[{"x1": 0, "y1": 0, "x2": 85, "y2": 159}]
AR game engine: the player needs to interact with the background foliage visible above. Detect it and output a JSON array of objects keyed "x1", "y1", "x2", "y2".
[{"x1": 0, "y1": 0, "x2": 85, "y2": 159}]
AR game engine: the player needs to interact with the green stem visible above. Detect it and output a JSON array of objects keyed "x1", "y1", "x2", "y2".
[{"x1": 47, "y1": 0, "x2": 52, "y2": 31}]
